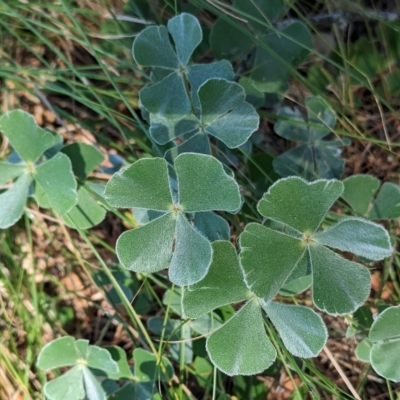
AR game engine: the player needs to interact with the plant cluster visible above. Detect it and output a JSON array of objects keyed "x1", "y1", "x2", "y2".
[{"x1": 1, "y1": 10, "x2": 399, "y2": 400}]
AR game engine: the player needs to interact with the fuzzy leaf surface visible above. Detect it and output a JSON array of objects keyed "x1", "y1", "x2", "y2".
[
  {"x1": 175, "y1": 153, "x2": 241, "y2": 212},
  {"x1": 36, "y1": 337, "x2": 79, "y2": 370},
  {"x1": 82, "y1": 368, "x2": 106, "y2": 400},
  {"x1": 355, "y1": 338, "x2": 372, "y2": 363},
  {"x1": 104, "y1": 158, "x2": 173, "y2": 211},
  {"x1": 257, "y1": 177, "x2": 343, "y2": 233},
  {"x1": 0, "y1": 110, "x2": 55, "y2": 162},
  {"x1": 168, "y1": 213, "x2": 212, "y2": 286},
  {"x1": 187, "y1": 61, "x2": 234, "y2": 109},
  {"x1": 206, "y1": 300, "x2": 276, "y2": 376},
  {"x1": 205, "y1": 101, "x2": 259, "y2": 148},
  {"x1": 239, "y1": 223, "x2": 305, "y2": 301},
  {"x1": 310, "y1": 245, "x2": 370, "y2": 315},
  {"x1": 0, "y1": 172, "x2": 31, "y2": 229},
  {"x1": 140, "y1": 72, "x2": 191, "y2": 120},
  {"x1": 43, "y1": 365, "x2": 85, "y2": 400},
  {"x1": 116, "y1": 213, "x2": 175, "y2": 273},
  {"x1": 149, "y1": 114, "x2": 199, "y2": 145},
  {"x1": 182, "y1": 241, "x2": 249, "y2": 318},
  {"x1": 369, "y1": 306, "x2": 400, "y2": 382},
  {"x1": 199, "y1": 79, "x2": 245, "y2": 125},
  {"x1": 314, "y1": 217, "x2": 392, "y2": 260},
  {"x1": 263, "y1": 301, "x2": 327, "y2": 358},
  {"x1": 132, "y1": 26, "x2": 178, "y2": 69},
  {"x1": 167, "y1": 13, "x2": 202, "y2": 66}
]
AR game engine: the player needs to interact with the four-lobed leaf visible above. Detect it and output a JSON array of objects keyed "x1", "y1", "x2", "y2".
[
  {"x1": 37, "y1": 336, "x2": 119, "y2": 400},
  {"x1": 0, "y1": 110, "x2": 79, "y2": 228},
  {"x1": 104, "y1": 153, "x2": 241, "y2": 286},
  {"x1": 182, "y1": 240, "x2": 328, "y2": 375},
  {"x1": 239, "y1": 177, "x2": 392, "y2": 315},
  {"x1": 273, "y1": 96, "x2": 350, "y2": 180},
  {"x1": 132, "y1": 13, "x2": 259, "y2": 155}
]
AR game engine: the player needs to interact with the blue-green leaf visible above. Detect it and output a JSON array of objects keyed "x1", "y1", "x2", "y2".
[
  {"x1": 257, "y1": 177, "x2": 344, "y2": 233},
  {"x1": 34, "y1": 153, "x2": 78, "y2": 215},
  {"x1": 309, "y1": 245, "x2": 370, "y2": 315},
  {"x1": 342, "y1": 175, "x2": 380, "y2": 216},
  {"x1": 116, "y1": 213, "x2": 175, "y2": 273},
  {"x1": 314, "y1": 217, "x2": 392, "y2": 260},
  {"x1": 0, "y1": 110, "x2": 55, "y2": 162},
  {"x1": 132, "y1": 26, "x2": 178, "y2": 69},
  {"x1": 167, "y1": 13, "x2": 202, "y2": 66},
  {"x1": 206, "y1": 300, "x2": 276, "y2": 376},
  {"x1": 0, "y1": 172, "x2": 32, "y2": 229},
  {"x1": 182, "y1": 241, "x2": 249, "y2": 318},
  {"x1": 239, "y1": 223, "x2": 305, "y2": 302},
  {"x1": 169, "y1": 214, "x2": 212, "y2": 286},
  {"x1": 263, "y1": 301, "x2": 327, "y2": 358},
  {"x1": 175, "y1": 153, "x2": 241, "y2": 213},
  {"x1": 104, "y1": 158, "x2": 173, "y2": 211},
  {"x1": 140, "y1": 72, "x2": 191, "y2": 120}
]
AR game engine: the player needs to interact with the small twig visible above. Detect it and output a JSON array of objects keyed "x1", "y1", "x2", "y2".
[{"x1": 323, "y1": 345, "x2": 362, "y2": 400}]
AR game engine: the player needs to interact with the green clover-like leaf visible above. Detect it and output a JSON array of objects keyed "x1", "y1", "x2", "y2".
[
  {"x1": 273, "y1": 96, "x2": 349, "y2": 180},
  {"x1": 104, "y1": 154, "x2": 241, "y2": 286},
  {"x1": 0, "y1": 110, "x2": 82, "y2": 226},
  {"x1": 342, "y1": 175, "x2": 400, "y2": 220},
  {"x1": 369, "y1": 306, "x2": 400, "y2": 382},
  {"x1": 37, "y1": 337, "x2": 118, "y2": 400},
  {"x1": 262, "y1": 301, "x2": 327, "y2": 358},
  {"x1": 148, "y1": 78, "x2": 259, "y2": 152},
  {"x1": 133, "y1": 13, "x2": 201, "y2": 119},
  {"x1": 34, "y1": 153, "x2": 78, "y2": 215},
  {"x1": 182, "y1": 239, "x2": 329, "y2": 375},
  {"x1": 206, "y1": 299, "x2": 276, "y2": 376},
  {"x1": 0, "y1": 162, "x2": 26, "y2": 185},
  {"x1": 239, "y1": 177, "x2": 391, "y2": 315},
  {"x1": 182, "y1": 241, "x2": 250, "y2": 319},
  {"x1": 0, "y1": 172, "x2": 32, "y2": 229},
  {"x1": 132, "y1": 13, "x2": 258, "y2": 152},
  {"x1": 133, "y1": 348, "x2": 174, "y2": 383},
  {"x1": 0, "y1": 110, "x2": 55, "y2": 163}
]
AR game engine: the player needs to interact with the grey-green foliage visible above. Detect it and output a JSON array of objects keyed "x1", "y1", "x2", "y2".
[
  {"x1": 182, "y1": 240, "x2": 328, "y2": 376},
  {"x1": 239, "y1": 177, "x2": 391, "y2": 315},
  {"x1": 0, "y1": 110, "x2": 106, "y2": 229},
  {"x1": 355, "y1": 306, "x2": 400, "y2": 382},
  {"x1": 36, "y1": 337, "x2": 119, "y2": 400},
  {"x1": 273, "y1": 96, "x2": 350, "y2": 180},
  {"x1": 103, "y1": 153, "x2": 241, "y2": 286},
  {"x1": 0, "y1": 110, "x2": 77, "y2": 228},
  {"x1": 180, "y1": 177, "x2": 391, "y2": 376},
  {"x1": 210, "y1": 0, "x2": 312, "y2": 95},
  {"x1": 342, "y1": 174, "x2": 400, "y2": 220},
  {"x1": 132, "y1": 13, "x2": 259, "y2": 156}
]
